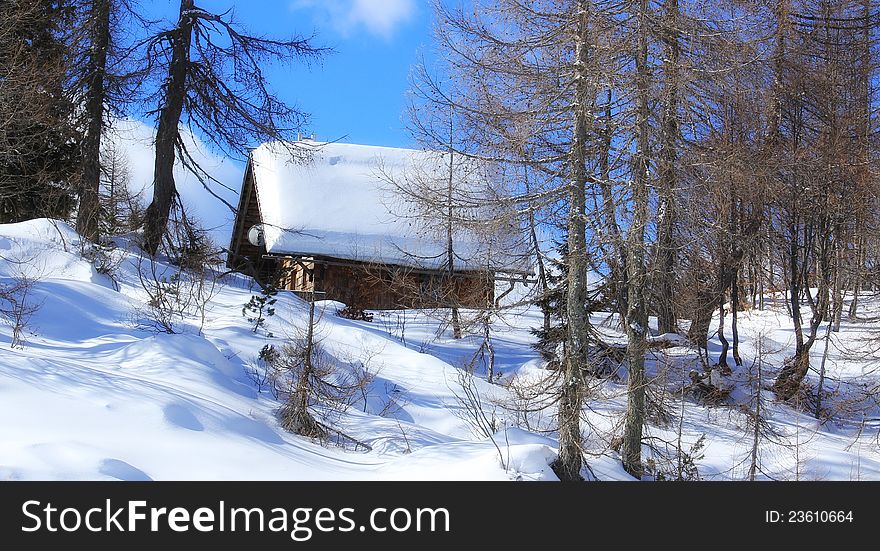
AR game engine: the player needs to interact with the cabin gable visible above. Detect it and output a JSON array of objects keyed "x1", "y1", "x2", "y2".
[{"x1": 227, "y1": 140, "x2": 530, "y2": 310}]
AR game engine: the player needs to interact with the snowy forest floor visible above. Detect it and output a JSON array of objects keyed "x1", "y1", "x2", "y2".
[{"x1": 1, "y1": 219, "x2": 879, "y2": 481}]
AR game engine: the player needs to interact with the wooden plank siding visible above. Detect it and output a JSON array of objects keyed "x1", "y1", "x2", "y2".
[
  {"x1": 277, "y1": 257, "x2": 493, "y2": 310},
  {"x1": 227, "y1": 158, "x2": 276, "y2": 281}
]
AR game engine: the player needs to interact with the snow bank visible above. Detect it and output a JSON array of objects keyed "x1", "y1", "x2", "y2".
[{"x1": 3, "y1": 217, "x2": 879, "y2": 482}]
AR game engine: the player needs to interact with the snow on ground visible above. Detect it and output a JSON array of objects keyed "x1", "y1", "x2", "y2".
[{"x1": 1, "y1": 219, "x2": 879, "y2": 481}]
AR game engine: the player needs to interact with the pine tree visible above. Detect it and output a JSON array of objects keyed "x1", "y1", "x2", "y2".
[
  {"x1": 0, "y1": 0, "x2": 80, "y2": 223},
  {"x1": 242, "y1": 285, "x2": 278, "y2": 337},
  {"x1": 531, "y1": 241, "x2": 568, "y2": 370}
]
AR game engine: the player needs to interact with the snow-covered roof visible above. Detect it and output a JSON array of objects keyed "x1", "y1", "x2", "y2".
[{"x1": 248, "y1": 140, "x2": 529, "y2": 273}]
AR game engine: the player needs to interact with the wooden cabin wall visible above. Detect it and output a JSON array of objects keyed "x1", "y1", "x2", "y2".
[
  {"x1": 279, "y1": 261, "x2": 493, "y2": 310},
  {"x1": 280, "y1": 259, "x2": 315, "y2": 293},
  {"x1": 227, "y1": 165, "x2": 268, "y2": 280}
]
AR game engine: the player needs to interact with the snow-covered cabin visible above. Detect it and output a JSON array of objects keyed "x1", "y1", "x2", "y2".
[{"x1": 227, "y1": 139, "x2": 530, "y2": 309}]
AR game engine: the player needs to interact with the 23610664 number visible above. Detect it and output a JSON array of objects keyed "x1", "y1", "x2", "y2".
[
  {"x1": 765, "y1": 510, "x2": 854, "y2": 523},
  {"x1": 788, "y1": 510, "x2": 853, "y2": 523}
]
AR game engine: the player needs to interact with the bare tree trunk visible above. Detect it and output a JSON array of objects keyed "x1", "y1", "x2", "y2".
[
  {"x1": 302, "y1": 296, "x2": 316, "y2": 407},
  {"x1": 717, "y1": 292, "x2": 729, "y2": 372},
  {"x1": 768, "y1": 1, "x2": 812, "y2": 398},
  {"x1": 748, "y1": 338, "x2": 763, "y2": 481},
  {"x1": 749, "y1": 254, "x2": 758, "y2": 309},
  {"x1": 655, "y1": 0, "x2": 679, "y2": 335},
  {"x1": 75, "y1": 0, "x2": 112, "y2": 242},
  {"x1": 764, "y1": 0, "x2": 787, "y2": 322},
  {"x1": 525, "y1": 169, "x2": 551, "y2": 333},
  {"x1": 553, "y1": 0, "x2": 592, "y2": 482},
  {"x1": 622, "y1": 0, "x2": 650, "y2": 479},
  {"x1": 687, "y1": 291, "x2": 713, "y2": 350},
  {"x1": 775, "y1": 216, "x2": 831, "y2": 400},
  {"x1": 831, "y1": 234, "x2": 843, "y2": 332},
  {"x1": 282, "y1": 294, "x2": 322, "y2": 437},
  {"x1": 764, "y1": 220, "x2": 772, "y2": 311},
  {"x1": 755, "y1": 224, "x2": 773, "y2": 311},
  {"x1": 773, "y1": 219, "x2": 809, "y2": 399},
  {"x1": 848, "y1": 232, "x2": 864, "y2": 319},
  {"x1": 731, "y1": 269, "x2": 742, "y2": 366},
  {"x1": 850, "y1": 0, "x2": 872, "y2": 320},
  {"x1": 447, "y1": 118, "x2": 462, "y2": 339},
  {"x1": 483, "y1": 312, "x2": 495, "y2": 382},
  {"x1": 817, "y1": 315, "x2": 832, "y2": 419},
  {"x1": 142, "y1": 0, "x2": 194, "y2": 255},
  {"x1": 598, "y1": 88, "x2": 627, "y2": 322}
]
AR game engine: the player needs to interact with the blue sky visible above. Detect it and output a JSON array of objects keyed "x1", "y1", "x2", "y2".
[
  {"x1": 120, "y1": 1, "x2": 437, "y2": 244},
  {"x1": 137, "y1": 0, "x2": 433, "y2": 149}
]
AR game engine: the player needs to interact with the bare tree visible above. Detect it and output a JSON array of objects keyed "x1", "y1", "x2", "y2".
[
  {"x1": 653, "y1": 0, "x2": 681, "y2": 336},
  {"x1": 621, "y1": 0, "x2": 652, "y2": 480},
  {"x1": 98, "y1": 142, "x2": 142, "y2": 235},
  {"x1": 269, "y1": 296, "x2": 371, "y2": 451},
  {"x1": 277, "y1": 297, "x2": 326, "y2": 438},
  {"x1": 0, "y1": 273, "x2": 41, "y2": 348},
  {"x1": 140, "y1": 1, "x2": 325, "y2": 255}
]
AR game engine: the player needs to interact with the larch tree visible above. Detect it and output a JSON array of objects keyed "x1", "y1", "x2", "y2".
[
  {"x1": 140, "y1": 0, "x2": 325, "y2": 255},
  {"x1": 408, "y1": 0, "x2": 614, "y2": 480},
  {"x1": 770, "y1": 0, "x2": 873, "y2": 400},
  {"x1": 73, "y1": 0, "x2": 112, "y2": 241},
  {"x1": 653, "y1": 0, "x2": 681, "y2": 336},
  {"x1": 621, "y1": 0, "x2": 652, "y2": 480}
]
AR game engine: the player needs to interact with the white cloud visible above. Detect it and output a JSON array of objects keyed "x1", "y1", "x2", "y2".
[{"x1": 291, "y1": 0, "x2": 416, "y2": 39}]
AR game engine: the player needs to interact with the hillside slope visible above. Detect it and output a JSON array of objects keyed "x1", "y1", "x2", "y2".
[{"x1": 1, "y1": 219, "x2": 878, "y2": 481}]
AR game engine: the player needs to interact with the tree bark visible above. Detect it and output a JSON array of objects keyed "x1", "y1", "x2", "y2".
[
  {"x1": 142, "y1": 0, "x2": 194, "y2": 255},
  {"x1": 75, "y1": 0, "x2": 112, "y2": 242},
  {"x1": 446, "y1": 117, "x2": 462, "y2": 339},
  {"x1": 717, "y1": 295, "x2": 729, "y2": 372},
  {"x1": 655, "y1": 0, "x2": 679, "y2": 335},
  {"x1": 731, "y1": 268, "x2": 742, "y2": 366},
  {"x1": 848, "y1": 232, "x2": 864, "y2": 319},
  {"x1": 598, "y1": 88, "x2": 627, "y2": 322},
  {"x1": 525, "y1": 169, "x2": 551, "y2": 333},
  {"x1": 622, "y1": 0, "x2": 650, "y2": 479},
  {"x1": 773, "y1": 219, "x2": 808, "y2": 399},
  {"x1": 553, "y1": 0, "x2": 592, "y2": 482},
  {"x1": 748, "y1": 342, "x2": 762, "y2": 481},
  {"x1": 831, "y1": 234, "x2": 843, "y2": 332},
  {"x1": 850, "y1": 0, "x2": 872, "y2": 320}
]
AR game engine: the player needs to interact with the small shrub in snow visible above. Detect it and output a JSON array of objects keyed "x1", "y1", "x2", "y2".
[
  {"x1": 449, "y1": 360, "x2": 508, "y2": 469},
  {"x1": 647, "y1": 434, "x2": 706, "y2": 482},
  {"x1": 163, "y1": 212, "x2": 221, "y2": 273},
  {"x1": 243, "y1": 285, "x2": 278, "y2": 336},
  {"x1": 80, "y1": 241, "x2": 124, "y2": 288},
  {"x1": 686, "y1": 368, "x2": 733, "y2": 405},
  {"x1": 265, "y1": 301, "x2": 371, "y2": 451},
  {"x1": 132, "y1": 209, "x2": 222, "y2": 335},
  {"x1": 133, "y1": 255, "x2": 219, "y2": 335},
  {"x1": 0, "y1": 275, "x2": 40, "y2": 348},
  {"x1": 336, "y1": 305, "x2": 373, "y2": 322}
]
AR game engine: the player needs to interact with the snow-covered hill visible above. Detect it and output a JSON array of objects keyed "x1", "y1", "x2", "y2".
[
  {"x1": 1, "y1": 219, "x2": 879, "y2": 480},
  {"x1": 0, "y1": 219, "x2": 558, "y2": 481}
]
